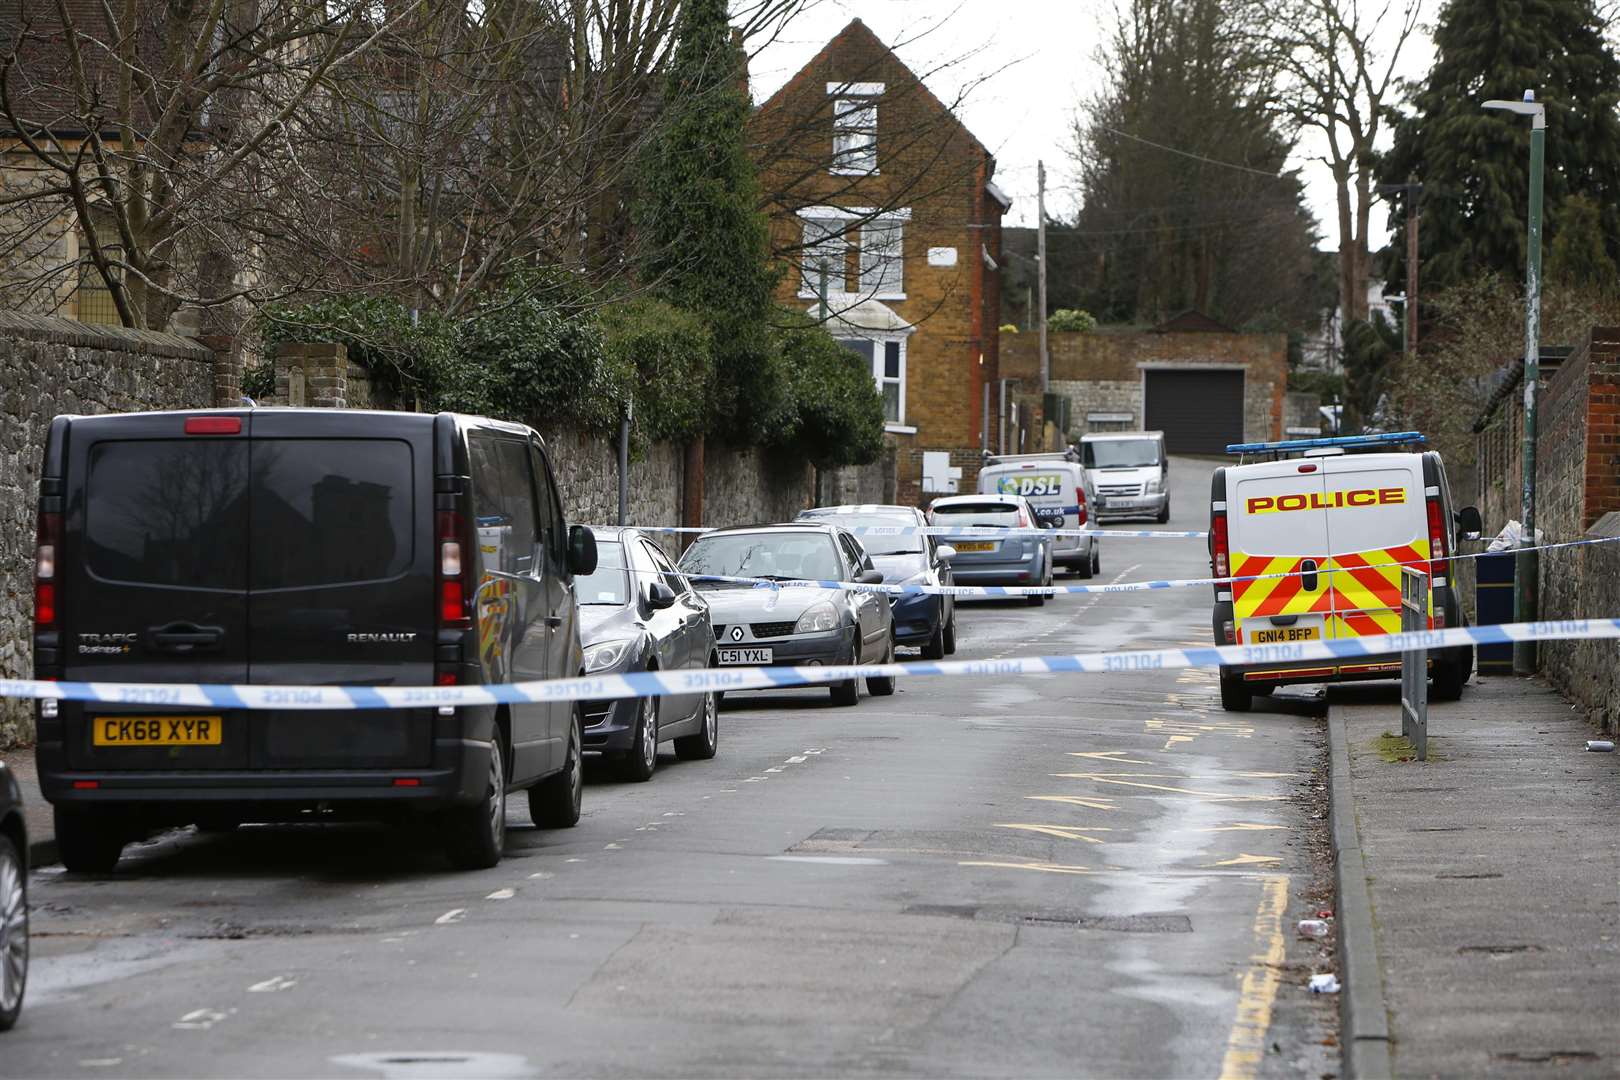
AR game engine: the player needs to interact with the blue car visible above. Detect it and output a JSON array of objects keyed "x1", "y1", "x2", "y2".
[{"x1": 796, "y1": 505, "x2": 957, "y2": 659}]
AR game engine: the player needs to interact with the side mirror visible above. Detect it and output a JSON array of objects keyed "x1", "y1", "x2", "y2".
[
  {"x1": 857, "y1": 569, "x2": 885, "y2": 585},
  {"x1": 936, "y1": 544, "x2": 957, "y2": 562},
  {"x1": 1455, "y1": 505, "x2": 1483, "y2": 541},
  {"x1": 567, "y1": 524, "x2": 598, "y2": 576},
  {"x1": 646, "y1": 581, "x2": 677, "y2": 610}
]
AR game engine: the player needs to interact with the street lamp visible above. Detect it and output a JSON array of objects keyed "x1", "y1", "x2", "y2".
[{"x1": 1482, "y1": 89, "x2": 1545, "y2": 675}]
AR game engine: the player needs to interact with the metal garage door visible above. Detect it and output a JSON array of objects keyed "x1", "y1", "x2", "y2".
[{"x1": 1144, "y1": 369, "x2": 1245, "y2": 454}]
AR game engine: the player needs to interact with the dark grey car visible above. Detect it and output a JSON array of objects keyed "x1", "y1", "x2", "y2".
[
  {"x1": 577, "y1": 529, "x2": 719, "y2": 780},
  {"x1": 677, "y1": 524, "x2": 895, "y2": 707},
  {"x1": 0, "y1": 760, "x2": 26, "y2": 1031}
]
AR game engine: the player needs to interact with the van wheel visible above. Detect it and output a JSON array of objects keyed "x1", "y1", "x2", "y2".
[
  {"x1": 530, "y1": 710, "x2": 583, "y2": 828},
  {"x1": 1431, "y1": 654, "x2": 1468, "y2": 702},
  {"x1": 54, "y1": 808, "x2": 125, "y2": 874},
  {"x1": 674, "y1": 690, "x2": 719, "y2": 760},
  {"x1": 1219, "y1": 670, "x2": 1253, "y2": 712},
  {"x1": 445, "y1": 735, "x2": 506, "y2": 870},
  {"x1": 867, "y1": 638, "x2": 896, "y2": 696},
  {"x1": 616, "y1": 694, "x2": 659, "y2": 783},
  {"x1": 1156, "y1": 503, "x2": 1170, "y2": 525}
]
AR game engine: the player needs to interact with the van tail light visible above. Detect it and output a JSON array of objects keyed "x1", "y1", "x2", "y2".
[
  {"x1": 436, "y1": 510, "x2": 470, "y2": 628},
  {"x1": 1426, "y1": 497, "x2": 1449, "y2": 583},
  {"x1": 35, "y1": 510, "x2": 60, "y2": 627},
  {"x1": 1211, "y1": 512, "x2": 1230, "y2": 580},
  {"x1": 183, "y1": 416, "x2": 241, "y2": 435}
]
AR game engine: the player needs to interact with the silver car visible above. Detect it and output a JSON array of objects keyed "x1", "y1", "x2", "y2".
[{"x1": 926, "y1": 494, "x2": 1056, "y2": 606}]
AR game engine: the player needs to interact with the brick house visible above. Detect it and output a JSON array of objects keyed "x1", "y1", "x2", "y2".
[{"x1": 750, "y1": 19, "x2": 1010, "y2": 504}]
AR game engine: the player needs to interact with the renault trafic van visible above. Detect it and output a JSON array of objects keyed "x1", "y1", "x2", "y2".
[
  {"x1": 1209, "y1": 432, "x2": 1480, "y2": 711},
  {"x1": 32, "y1": 408, "x2": 597, "y2": 872}
]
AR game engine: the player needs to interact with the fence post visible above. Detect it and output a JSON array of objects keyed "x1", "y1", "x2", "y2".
[{"x1": 1400, "y1": 567, "x2": 1430, "y2": 761}]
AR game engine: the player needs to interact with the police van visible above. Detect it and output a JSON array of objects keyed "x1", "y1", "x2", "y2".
[
  {"x1": 1209, "y1": 432, "x2": 1482, "y2": 711},
  {"x1": 977, "y1": 448, "x2": 1101, "y2": 578}
]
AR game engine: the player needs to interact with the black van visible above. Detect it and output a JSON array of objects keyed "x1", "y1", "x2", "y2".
[{"x1": 31, "y1": 408, "x2": 597, "y2": 872}]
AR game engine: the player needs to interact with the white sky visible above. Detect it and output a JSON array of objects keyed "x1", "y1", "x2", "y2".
[{"x1": 747, "y1": 0, "x2": 1437, "y2": 251}]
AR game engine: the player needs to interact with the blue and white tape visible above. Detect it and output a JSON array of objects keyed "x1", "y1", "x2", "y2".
[
  {"x1": 625, "y1": 524, "x2": 1209, "y2": 540},
  {"x1": 4, "y1": 620, "x2": 1616, "y2": 710}
]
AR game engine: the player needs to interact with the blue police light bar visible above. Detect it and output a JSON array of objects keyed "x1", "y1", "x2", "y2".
[{"x1": 1225, "y1": 431, "x2": 1427, "y2": 454}]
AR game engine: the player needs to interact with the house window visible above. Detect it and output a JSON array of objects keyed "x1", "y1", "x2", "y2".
[
  {"x1": 75, "y1": 258, "x2": 121, "y2": 325},
  {"x1": 799, "y1": 217, "x2": 849, "y2": 297},
  {"x1": 832, "y1": 97, "x2": 877, "y2": 175},
  {"x1": 837, "y1": 336, "x2": 906, "y2": 426},
  {"x1": 859, "y1": 219, "x2": 903, "y2": 298}
]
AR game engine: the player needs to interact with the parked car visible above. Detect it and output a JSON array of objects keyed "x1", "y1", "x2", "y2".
[
  {"x1": 676, "y1": 523, "x2": 895, "y2": 706},
  {"x1": 796, "y1": 505, "x2": 957, "y2": 659},
  {"x1": 578, "y1": 528, "x2": 718, "y2": 780},
  {"x1": 977, "y1": 449, "x2": 1100, "y2": 577},
  {"x1": 0, "y1": 760, "x2": 26, "y2": 1032},
  {"x1": 1082, "y1": 431, "x2": 1170, "y2": 523},
  {"x1": 33, "y1": 409, "x2": 598, "y2": 873},
  {"x1": 926, "y1": 494, "x2": 1055, "y2": 605}
]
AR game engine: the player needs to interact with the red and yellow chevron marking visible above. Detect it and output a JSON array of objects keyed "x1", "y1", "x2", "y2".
[{"x1": 1230, "y1": 543, "x2": 1430, "y2": 639}]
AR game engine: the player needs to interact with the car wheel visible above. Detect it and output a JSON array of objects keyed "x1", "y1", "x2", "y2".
[
  {"x1": 445, "y1": 733, "x2": 506, "y2": 870},
  {"x1": 54, "y1": 808, "x2": 124, "y2": 874},
  {"x1": 921, "y1": 617, "x2": 946, "y2": 661},
  {"x1": 0, "y1": 833, "x2": 27, "y2": 1031},
  {"x1": 1219, "y1": 669, "x2": 1253, "y2": 712},
  {"x1": 867, "y1": 637, "x2": 896, "y2": 696},
  {"x1": 830, "y1": 675, "x2": 859, "y2": 706},
  {"x1": 674, "y1": 689, "x2": 719, "y2": 760},
  {"x1": 530, "y1": 709, "x2": 584, "y2": 828},
  {"x1": 943, "y1": 615, "x2": 957, "y2": 655},
  {"x1": 616, "y1": 694, "x2": 659, "y2": 782},
  {"x1": 1093, "y1": 547, "x2": 1101, "y2": 576},
  {"x1": 1076, "y1": 549, "x2": 1094, "y2": 580}
]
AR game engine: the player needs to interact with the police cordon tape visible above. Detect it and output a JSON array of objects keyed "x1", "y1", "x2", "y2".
[
  {"x1": 662, "y1": 533, "x2": 1620, "y2": 600},
  {"x1": 627, "y1": 524, "x2": 1211, "y2": 540},
  {"x1": 4, "y1": 620, "x2": 1616, "y2": 711}
]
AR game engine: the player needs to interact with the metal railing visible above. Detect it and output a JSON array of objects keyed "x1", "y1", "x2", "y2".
[{"x1": 1400, "y1": 567, "x2": 1430, "y2": 760}]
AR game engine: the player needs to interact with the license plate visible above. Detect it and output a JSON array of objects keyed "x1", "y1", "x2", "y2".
[
  {"x1": 93, "y1": 715, "x2": 223, "y2": 747},
  {"x1": 717, "y1": 647, "x2": 773, "y2": 665},
  {"x1": 1249, "y1": 626, "x2": 1321, "y2": 644},
  {"x1": 953, "y1": 541, "x2": 996, "y2": 552}
]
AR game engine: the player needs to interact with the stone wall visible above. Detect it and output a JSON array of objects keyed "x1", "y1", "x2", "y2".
[
  {"x1": 1541, "y1": 513, "x2": 1620, "y2": 734},
  {"x1": 1, "y1": 312, "x2": 217, "y2": 748},
  {"x1": 1051, "y1": 378, "x2": 1139, "y2": 436}
]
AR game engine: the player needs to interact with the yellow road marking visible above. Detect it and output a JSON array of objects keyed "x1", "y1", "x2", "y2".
[
  {"x1": 1194, "y1": 824, "x2": 1287, "y2": 833},
  {"x1": 958, "y1": 860, "x2": 1094, "y2": 875},
  {"x1": 1068, "y1": 750, "x2": 1154, "y2": 764},
  {"x1": 1164, "y1": 734, "x2": 1196, "y2": 750},
  {"x1": 1050, "y1": 774, "x2": 1285, "y2": 802},
  {"x1": 1206, "y1": 854, "x2": 1284, "y2": 867},
  {"x1": 1025, "y1": 794, "x2": 1116, "y2": 811},
  {"x1": 993, "y1": 823, "x2": 1111, "y2": 844},
  {"x1": 1217, "y1": 874, "x2": 1290, "y2": 1080}
]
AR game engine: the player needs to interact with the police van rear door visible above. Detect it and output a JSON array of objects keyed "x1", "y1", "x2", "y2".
[
  {"x1": 1320, "y1": 453, "x2": 1427, "y2": 648},
  {"x1": 1227, "y1": 461, "x2": 1333, "y2": 647}
]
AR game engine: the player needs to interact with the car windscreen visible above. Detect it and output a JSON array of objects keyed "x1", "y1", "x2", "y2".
[
  {"x1": 250, "y1": 440, "x2": 414, "y2": 589},
  {"x1": 85, "y1": 440, "x2": 250, "y2": 589},
  {"x1": 1084, "y1": 439, "x2": 1161, "y2": 468},
  {"x1": 578, "y1": 541, "x2": 629, "y2": 605},
  {"x1": 802, "y1": 514, "x2": 923, "y2": 555},
  {"x1": 678, "y1": 533, "x2": 842, "y2": 583}
]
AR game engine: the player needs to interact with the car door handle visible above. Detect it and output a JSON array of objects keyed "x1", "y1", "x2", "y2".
[
  {"x1": 545, "y1": 615, "x2": 563, "y2": 628},
  {"x1": 149, "y1": 623, "x2": 223, "y2": 653}
]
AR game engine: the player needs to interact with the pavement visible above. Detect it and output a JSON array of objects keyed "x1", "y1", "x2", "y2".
[
  {"x1": 1328, "y1": 674, "x2": 1620, "y2": 1078},
  {"x1": 0, "y1": 457, "x2": 1334, "y2": 1076}
]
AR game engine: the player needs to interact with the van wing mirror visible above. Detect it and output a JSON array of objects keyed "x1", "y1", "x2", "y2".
[
  {"x1": 567, "y1": 524, "x2": 598, "y2": 576},
  {"x1": 1455, "y1": 505, "x2": 1483, "y2": 541},
  {"x1": 646, "y1": 581, "x2": 677, "y2": 610}
]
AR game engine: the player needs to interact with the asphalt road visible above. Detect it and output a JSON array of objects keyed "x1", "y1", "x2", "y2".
[{"x1": 5, "y1": 458, "x2": 1339, "y2": 1079}]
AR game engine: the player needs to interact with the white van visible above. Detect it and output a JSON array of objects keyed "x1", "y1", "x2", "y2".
[
  {"x1": 977, "y1": 449, "x2": 1099, "y2": 578},
  {"x1": 1081, "y1": 431, "x2": 1169, "y2": 523},
  {"x1": 1209, "y1": 432, "x2": 1481, "y2": 711}
]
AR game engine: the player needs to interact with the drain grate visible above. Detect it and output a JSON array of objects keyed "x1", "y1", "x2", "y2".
[
  {"x1": 1436, "y1": 872, "x2": 1503, "y2": 879},
  {"x1": 1458, "y1": 944, "x2": 1542, "y2": 955}
]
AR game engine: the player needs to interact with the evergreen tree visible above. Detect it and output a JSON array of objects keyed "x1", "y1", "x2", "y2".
[
  {"x1": 1381, "y1": 0, "x2": 1620, "y2": 292},
  {"x1": 633, "y1": 0, "x2": 784, "y2": 441}
]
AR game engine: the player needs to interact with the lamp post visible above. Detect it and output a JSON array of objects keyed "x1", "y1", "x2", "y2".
[{"x1": 1482, "y1": 90, "x2": 1546, "y2": 675}]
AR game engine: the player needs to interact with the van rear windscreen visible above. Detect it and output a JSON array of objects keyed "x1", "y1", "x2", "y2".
[{"x1": 85, "y1": 441, "x2": 249, "y2": 589}]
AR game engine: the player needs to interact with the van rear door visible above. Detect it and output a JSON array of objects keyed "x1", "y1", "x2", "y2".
[
  {"x1": 1320, "y1": 454, "x2": 1427, "y2": 648},
  {"x1": 1227, "y1": 463, "x2": 1333, "y2": 648},
  {"x1": 62, "y1": 412, "x2": 251, "y2": 769}
]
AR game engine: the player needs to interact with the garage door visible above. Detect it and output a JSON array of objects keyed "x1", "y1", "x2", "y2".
[{"x1": 1144, "y1": 369, "x2": 1245, "y2": 454}]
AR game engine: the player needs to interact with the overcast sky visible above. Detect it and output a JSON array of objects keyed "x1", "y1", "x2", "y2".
[{"x1": 747, "y1": 0, "x2": 1436, "y2": 251}]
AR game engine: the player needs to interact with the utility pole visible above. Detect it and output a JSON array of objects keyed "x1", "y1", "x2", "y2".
[
  {"x1": 1483, "y1": 90, "x2": 1546, "y2": 675},
  {"x1": 1037, "y1": 160, "x2": 1049, "y2": 396},
  {"x1": 1405, "y1": 179, "x2": 1421, "y2": 353}
]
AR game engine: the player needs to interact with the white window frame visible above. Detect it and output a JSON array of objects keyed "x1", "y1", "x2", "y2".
[
  {"x1": 798, "y1": 215, "x2": 850, "y2": 299},
  {"x1": 859, "y1": 218, "x2": 905, "y2": 300},
  {"x1": 836, "y1": 332, "x2": 910, "y2": 431},
  {"x1": 828, "y1": 82, "x2": 882, "y2": 177}
]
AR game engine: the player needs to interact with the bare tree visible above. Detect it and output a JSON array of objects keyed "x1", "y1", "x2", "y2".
[{"x1": 1256, "y1": 0, "x2": 1421, "y2": 324}]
